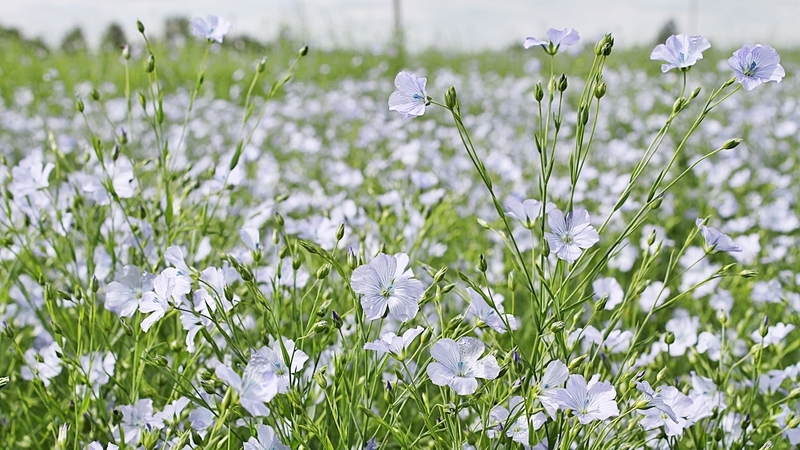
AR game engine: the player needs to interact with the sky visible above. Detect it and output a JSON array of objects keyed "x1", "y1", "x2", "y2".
[{"x1": 2, "y1": 0, "x2": 799, "y2": 51}]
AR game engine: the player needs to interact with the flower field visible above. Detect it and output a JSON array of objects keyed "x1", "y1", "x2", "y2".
[{"x1": 1, "y1": 18, "x2": 799, "y2": 449}]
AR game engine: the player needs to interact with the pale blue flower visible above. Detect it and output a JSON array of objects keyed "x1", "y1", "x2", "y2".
[
  {"x1": 650, "y1": 34, "x2": 710, "y2": 72},
  {"x1": 351, "y1": 253, "x2": 424, "y2": 322},
  {"x1": 244, "y1": 424, "x2": 289, "y2": 450},
  {"x1": 191, "y1": 15, "x2": 232, "y2": 43},
  {"x1": 727, "y1": 44, "x2": 785, "y2": 91},
  {"x1": 554, "y1": 374, "x2": 619, "y2": 424},
  {"x1": 524, "y1": 28, "x2": 580, "y2": 54},
  {"x1": 388, "y1": 72, "x2": 428, "y2": 119},
  {"x1": 544, "y1": 207, "x2": 600, "y2": 262},
  {"x1": 364, "y1": 326, "x2": 425, "y2": 357},
  {"x1": 696, "y1": 218, "x2": 741, "y2": 253},
  {"x1": 505, "y1": 199, "x2": 556, "y2": 229},
  {"x1": 215, "y1": 355, "x2": 279, "y2": 417},
  {"x1": 427, "y1": 336, "x2": 500, "y2": 395},
  {"x1": 466, "y1": 287, "x2": 517, "y2": 334}
]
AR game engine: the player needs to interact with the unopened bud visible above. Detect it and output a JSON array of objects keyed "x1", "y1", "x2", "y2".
[
  {"x1": 311, "y1": 320, "x2": 330, "y2": 335},
  {"x1": 594, "y1": 82, "x2": 606, "y2": 99},
  {"x1": 478, "y1": 254, "x2": 487, "y2": 273},
  {"x1": 316, "y1": 264, "x2": 331, "y2": 280},
  {"x1": 558, "y1": 74, "x2": 568, "y2": 92},
  {"x1": 76, "y1": 97, "x2": 85, "y2": 113},
  {"x1": 568, "y1": 354, "x2": 588, "y2": 371},
  {"x1": 689, "y1": 87, "x2": 701, "y2": 99},
  {"x1": 120, "y1": 318, "x2": 134, "y2": 336},
  {"x1": 433, "y1": 267, "x2": 447, "y2": 283},
  {"x1": 347, "y1": 249, "x2": 358, "y2": 270},
  {"x1": 595, "y1": 295, "x2": 608, "y2": 311},
  {"x1": 760, "y1": 316, "x2": 769, "y2": 338},
  {"x1": 533, "y1": 82, "x2": 544, "y2": 102},
  {"x1": 507, "y1": 271, "x2": 515, "y2": 292},
  {"x1": 550, "y1": 321, "x2": 565, "y2": 332},
  {"x1": 331, "y1": 311, "x2": 343, "y2": 329},
  {"x1": 122, "y1": 44, "x2": 130, "y2": 59},
  {"x1": 257, "y1": 57, "x2": 267, "y2": 73},
  {"x1": 739, "y1": 269, "x2": 758, "y2": 278},
  {"x1": 335, "y1": 223, "x2": 345, "y2": 241},
  {"x1": 445, "y1": 86, "x2": 458, "y2": 110},
  {"x1": 274, "y1": 212, "x2": 284, "y2": 228},
  {"x1": 90, "y1": 88, "x2": 101, "y2": 102},
  {"x1": 138, "y1": 91, "x2": 146, "y2": 108},
  {"x1": 136, "y1": 20, "x2": 145, "y2": 34},
  {"x1": 664, "y1": 331, "x2": 675, "y2": 345},
  {"x1": 314, "y1": 367, "x2": 328, "y2": 389},
  {"x1": 299, "y1": 45, "x2": 309, "y2": 57},
  {"x1": 650, "y1": 195, "x2": 663, "y2": 210},
  {"x1": 722, "y1": 138, "x2": 743, "y2": 150},
  {"x1": 0, "y1": 377, "x2": 9, "y2": 390},
  {"x1": 292, "y1": 258, "x2": 301, "y2": 271},
  {"x1": 146, "y1": 53, "x2": 155, "y2": 73}
]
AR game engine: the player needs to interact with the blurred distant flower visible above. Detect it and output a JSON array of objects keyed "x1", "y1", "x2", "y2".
[
  {"x1": 466, "y1": 287, "x2": 517, "y2": 334},
  {"x1": 216, "y1": 356, "x2": 278, "y2": 417},
  {"x1": 727, "y1": 44, "x2": 785, "y2": 90},
  {"x1": 191, "y1": 15, "x2": 232, "y2": 43},
  {"x1": 524, "y1": 28, "x2": 580, "y2": 54},
  {"x1": 351, "y1": 253, "x2": 424, "y2": 322},
  {"x1": 364, "y1": 326, "x2": 425, "y2": 357},
  {"x1": 239, "y1": 226, "x2": 261, "y2": 252},
  {"x1": 244, "y1": 424, "x2": 289, "y2": 450},
  {"x1": 427, "y1": 336, "x2": 500, "y2": 395},
  {"x1": 650, "y1": 34, "x2": 710, "y2": 72},
  {"x1": 696, "y1": 218, "x2": 741, "y2": 253},
  {"x1": 506, "y1": 199, "x2": 556, "y2": 229},
  {"x1": 544, "y1": 208, "x2": 600, "y2": 263},
  {"x1": 388, "y1": 71, "x2": 429, "y2": 119}
]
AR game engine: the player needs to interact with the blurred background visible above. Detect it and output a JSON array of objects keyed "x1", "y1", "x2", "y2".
[{"x1": 2, "y1": 0, "x2": 799, "y2": 52}]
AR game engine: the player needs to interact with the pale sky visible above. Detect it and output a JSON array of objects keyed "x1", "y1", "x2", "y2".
[{"x1": 2, "y1": 0, "x2": 799, "y2": 51}]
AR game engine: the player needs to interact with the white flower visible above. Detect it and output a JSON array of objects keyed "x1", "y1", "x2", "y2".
[
  {"x1": 650, "y1": 34, "x2": 711, "y2": 72},
  {"x1": 696, "y1": 218, "x2": 741, "y2": 253},
  {"x1": 505, "y1": 199, "x2": 556, "y2": 229},
  {"x1": 8, "y1": 154, "x2": 54, "y2": 198},
  {"x1": 388, "y1": 72, "x2": 428, "y2": 119},
  {"x1": 239, "y1": 226, "x2": 261, "y2": 252},
  {"x1": 87, "y1": 442, "x2": 119, "y2": 450},
  {"x1": 215, "y1": 356, "x2": 279, "y2": 417},
  {"x1": 115, "y1": 399, "x2": 164, "y2": 445},
  {"x1": 554, "y1": 374, "x2": 619, "y2": 424},
  {"x1": 154, "y1": 397, "x2": 191, "y2": 424},
  {"x1": 244, "y1": 424, "x2": 289, "y2": 450},
  {"x1": 524, "y1": 28, "x2": 580, "y2": 54},
  {"x1": 351, "y1": 253, "x2": 424, "y2": 322},
  {"x1": 21, "y1": 342, "x2": 62, "y2": 387},
  {"x1": 535, "y1": 360, "x2": 569, "y2": 418},
  {"x1": 252, "y1": 338, "x2": 310, "y2": 393},
  {"x1": 364, "y1": 326, "x2": 425, "y2": 357},
  {"x1": 592, "y1": 277, "x2": 624, "y2": 310},
  {"x1": 488, "y1": 396, "x2": 546, "y2": 444},
  {"x1": 139, "y1": 272, "x2": 175, "y2": 332},
  {"x1": 105, "y1": 265, "x2": 151, "y2": 318},
  {"x1": 191, "y1": 15, "x2": 232, "y2": 43},
  {"x1": 79, "y1": 352, "x2": 116, "y2": 395},
  {"x1": 637, "y1": 383, "x2": 695, "y2": 437},
  {"x1": 544, "y1": 208, "x2": 600, "y2": 262},
  {"x1": 752, "y1": 322, "x2": 794, "y2": 347},
  {"x1": 427, "y1": 336, "x2": 500, "y2": 395},
  {"x1": 466, "y1": 287, "x2": 517, "y2": 334}
]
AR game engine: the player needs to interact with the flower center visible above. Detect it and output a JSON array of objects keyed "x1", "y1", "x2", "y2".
[
  {"x1": 562, "y1": 232, "x2": 574, "y2": 244},
  {"x1": 744, "y1": 60, "x2": 758, "y2": 76},
  {"x1": 381, "y1": 282, "x2": 395, "y2": 298},
  {"x1": 455, "y1": 361, "x2": 468, "y2": 377}
]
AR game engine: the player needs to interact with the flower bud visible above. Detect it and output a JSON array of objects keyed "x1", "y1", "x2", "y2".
[
  {"x1": 714, "y1": 427, "x2": 724, "y2": 442},
  {"x1": 146, "y1": 53, "x2": 155, "y2": 73},
  {"x1": 112, "y1": 408, "x2": 123, "y2": 425},
  {"x1": 550, "y1": 321, "x2": 565, "y2": 332},
  {"x1": 331, "y1": 311, "x2": 343, "y2": 330},
  {"x1": 722, "y1": 138, "x2": 743, "y2": 150},
  {"x1": 335, "y1": 223, "x2": 345, "y2": 241},
  {"x1": 649, "y1": 195, "x2": 663, "y2": 210},
  {"x1": 76, "y1": 97, "x2": 85, "y2": 113},
  {"x1": 672, "y1": 97, "x2": 687, "y2": 114},
  {"x1": 507, "y1": 271, "x2": 515, "y2": 292},
  {"x1": 594, "y1": 82, "x2": 606, "y2": 99},
  {"x1": 316, "y1": 264, "x2": 331, "y2": 280},
  {"x1": 0, "y1": 377, "x2": 9, "y2": 390},
  {"x1": 689, "y1": 87, "x2": 701, "y2": 99},
  {"x1": 274, "y1": 212, "x2": 284, "y2": 228},
  {"x1": 292, "y1": 258, "x2": 301, "y2": 271},
  {"x1": 595, "y1": 295, "x2": 608, "y2": 311},
  {"x1": 664, "y1": 331, "x2": 675, "y2": 345},
  {"x1": 533, "y1": 82, "x2": 544, "y2": 102},
  {"x1": 299, "y1": 45, "x2": 309, "y2": 57},
  {"x1": 138, "y1": 91, "x2": 146, "y2": 109},
  {"x1": 311, "y1": 320, "x2": 330, "y2": 335},
  {"x1": 739, "y1": 269, "x2": 758, "y2": 278},
  {"x1": 122, "y1": 44, "x2": 130, "y2": 59},
  {"x1": 656, "y1": 366, "x2": 668, "y2": 382},
  {"x1": 444, "y1": 86, "x2": 458, "y2": 110},
  {"x1": 120, "y1": 318, "x2": 134, "y2": 336},
  {"x1": 347, "y1": 249, "x2": 358, "y2": 270},
  {"x1": 137, "y1": 20, "x2": 145, "y2": 34},
  {"x1": 568, "y1": 354, "x2": 587, "y2": 370},
  {"x1": 433, "y1": 266, "x2": 447, "y2": 283},
  {"x1": 314, "y1": 366, "x2": 328, "y2": 389},
  {"x1": 257, "y1": 57, "x2": 268, "y2": 73},
  {"x1": 542, "y1": 239, "x2": 551, "y2": 257},
  {"x1": 558, "y1": 74, "x2": 568, "y2": 92},
  {"x1": 760, "y1": 316, "x2": 769, "y2": 338},
  {"x1": 90, "y1": 88, "x2": 101, "y2": 102},
  {"x1": 478, "y1": 254, "x2": 487, "y2": 273}
]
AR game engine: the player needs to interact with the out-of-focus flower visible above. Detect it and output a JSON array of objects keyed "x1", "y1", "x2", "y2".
[
  {"x1": 505, "y1": 199, "x2": 556, "y2": 229},
  {"x1": 351, "y1": 253, "x2": 424, "y2": 322},
  {"x1": 524, "y1": 28, "x2": 580, "y2": 54},
  {"x1": 191, "y1": 15, "x2": 232, "y2": 43},
  {"x1": 534, "y1": 359, "x2": 569, "y2": 418},
  {"x1": 544, "y1": 208, "x2": 600, "y2": 262},
  {"x1": 650, "y1": 34, "x2": 710, "y2": 72},
  {"x1": 215, "y1": 356, "x2": 278, "y2": 417},
  {"x1": 364, "y1": 326, "x2": 424, "y2": 357},
  {"x1": 105, "y1": 265, "x2": 151, "y2": 318},
  {"x1": 388, "y1": 72, "x2": 428, "y2": 119},
  {"x1": 637, "y1": 382, "x2": 695, "y2": 436},
  {"x1": 427, "y1": 336, "x2": 500, "y2": 395},
  {"x1": 727, "y1": 44, "x2": 785, "y2": 90},
  {"x1": 244, "y1": 424, "x2": 289, "y2": 450},
  {"x1": 139, "y1": 272, "x2": 176, "y2": 332},
  {"x1": 114, "y1": 399, "x2": 164, "y2": 445},
  {"x1": 252, "y1": 338, "x2": 309, "y2": 393},
  {"x1": 465, "y1": 287, "x2": 517, "y2": 334}
]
